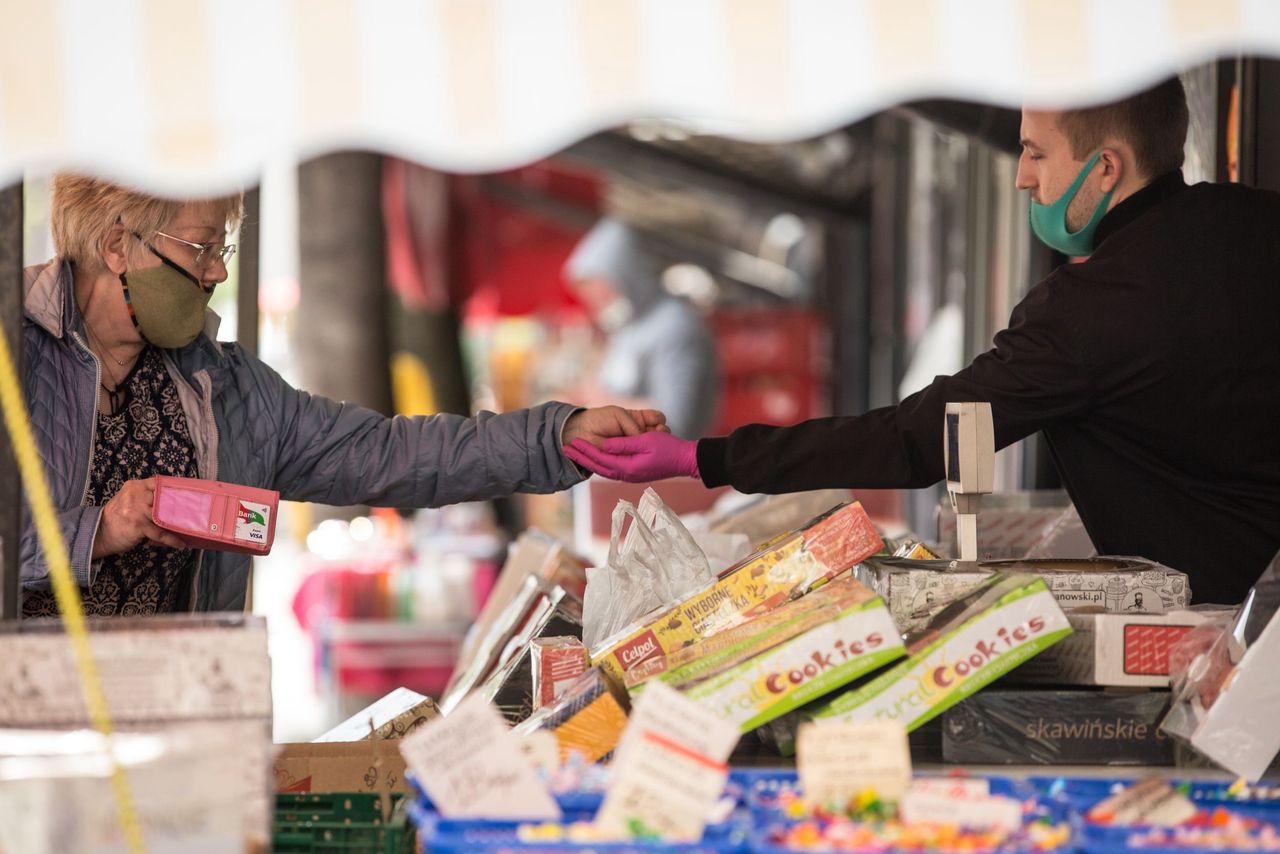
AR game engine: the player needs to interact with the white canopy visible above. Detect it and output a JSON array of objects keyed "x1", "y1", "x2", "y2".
[{"x1": 1, "y1": 0, "x2": 1277, "y2": 191}]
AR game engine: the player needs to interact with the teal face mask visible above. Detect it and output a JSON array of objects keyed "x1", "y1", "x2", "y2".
[{"x1": 1028, "y1": 151, "x2": 1115, "y2": 256}]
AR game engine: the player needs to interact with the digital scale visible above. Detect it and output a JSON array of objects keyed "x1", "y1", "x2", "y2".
[{"x1": 944, "y1": 402, "x2": 995, "y2": 561}]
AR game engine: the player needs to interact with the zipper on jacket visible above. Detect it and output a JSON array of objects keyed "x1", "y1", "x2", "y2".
[
  {"x1": 69, "y1": 331, "x2": 100, "y2": 506},
  {"x1": 187, "y1": 368, "x2": 219, "y2": 611}
]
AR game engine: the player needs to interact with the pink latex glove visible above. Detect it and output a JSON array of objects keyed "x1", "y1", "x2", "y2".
[{"x1": 564, "y1": 434, "x2": 700, "y2": 482}]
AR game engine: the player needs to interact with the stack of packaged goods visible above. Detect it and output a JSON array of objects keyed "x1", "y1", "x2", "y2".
[
  {"x1": 0, "y1": 614, "x2": 274, "y2": 851},
  {"x1": 387, "y1": 482, "x2": 1280, "y2": 852},
  {"x1": 854, "y1": 506, "x2": 1239, "y2": 768}
]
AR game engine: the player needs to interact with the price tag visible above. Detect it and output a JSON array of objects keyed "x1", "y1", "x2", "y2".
[
  {"x1": 595, "y1": 682, "x2": 738, "y2": 841},
  {"x1": 398, "y1": 693, "x2": 560, "y2": 820},
  {"x1": 612, "y1": 680, "x2": 740, "y2": 767},
  {"x1": 901, "y1": 788, "x2": 1022, "y2": 832},
  {"x1": 907, "y1": 777, "x2": 990, "y2": 799},
  {"x1": 517, "y1": 730, "x2": 561, "y2": 778},
  {"x1": 797, "y1": 720, "x2": 911, "y2": 807},
  {"x1": 1086, "y1": 776, "x2": 1197, "y2": 827}
]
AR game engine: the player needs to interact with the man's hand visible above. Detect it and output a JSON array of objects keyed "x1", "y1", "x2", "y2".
[
  {"x1": 563, "y1": 434, "x2": 700, "y2": 482},
  {"x1": 562, "y1": 405, "x2": 669, "y2": 448},
  {"x1": 92, "y1": 478, "x2": 190, "y2": 559}
]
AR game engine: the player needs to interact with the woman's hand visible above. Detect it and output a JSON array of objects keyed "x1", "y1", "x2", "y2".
[
  {"x1": 91, "y1": 478, "x2": 190, "y2": 559},
  {"x1": 563, "y1": 433, "x2": 700, "y2": 482},
  {"x1": 562, "y1": 405, "x2": 669, "y2": 448}
]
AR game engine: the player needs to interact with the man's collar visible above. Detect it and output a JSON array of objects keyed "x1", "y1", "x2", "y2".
[{"x1": 1094, "y1": 170, "x2": 1187, "y2": 248}]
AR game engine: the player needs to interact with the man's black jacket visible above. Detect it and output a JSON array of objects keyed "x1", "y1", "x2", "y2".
[{"x1": 698, "y1": 172, "x2": 1280, "y2": 604}]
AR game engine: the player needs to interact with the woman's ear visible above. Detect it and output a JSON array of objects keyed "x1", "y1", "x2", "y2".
[
  {"x1": 100, "y1": 222, "x2": 130, "y2": 275},
  {"x1": 1098, "y1": 147, "x2": 1124, "y2": 193}
]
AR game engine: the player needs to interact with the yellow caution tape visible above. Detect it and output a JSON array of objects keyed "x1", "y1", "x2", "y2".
[{"x1": 0, "y1": 325, "x2": 146, "y2": 852}]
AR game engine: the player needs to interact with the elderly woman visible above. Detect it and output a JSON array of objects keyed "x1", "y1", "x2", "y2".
[{"x1": 22, "y1": 175, "x2": 664, "y2": 616}]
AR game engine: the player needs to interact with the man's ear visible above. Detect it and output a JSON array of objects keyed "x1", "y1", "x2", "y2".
[
  {"x1": 1098, "y1": 147, "x2": 1125, "y2": 193},
  {"x1": 100, "y1": 222, "x2": 130, "y2": 275}
]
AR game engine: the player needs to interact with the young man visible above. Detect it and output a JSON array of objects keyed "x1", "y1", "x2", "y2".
[{"x1": 566, "y1": 78, "x2": 1280, "y2": 605}]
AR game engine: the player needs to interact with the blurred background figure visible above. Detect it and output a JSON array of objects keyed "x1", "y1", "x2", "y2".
[{"x1": 564, "y1": 218, "x2": 719, "y2": 439}]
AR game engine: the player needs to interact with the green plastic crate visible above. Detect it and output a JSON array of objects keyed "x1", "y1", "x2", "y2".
[{"x1": 273, "y1": 792, "x2": 413, "y2": 854}]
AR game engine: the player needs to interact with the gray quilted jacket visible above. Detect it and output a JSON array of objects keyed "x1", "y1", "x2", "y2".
[{"x1": 22, "y1": 258, "x2": 585, "y2": 611}]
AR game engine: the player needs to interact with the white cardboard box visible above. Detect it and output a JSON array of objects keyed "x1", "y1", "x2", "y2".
[
  {"x1": 0, "y1": 615, "x2": 271, "y2": 726},
  {"x1": 1011, "y1": 608, "x2": 1235, "y2": 687},
  {"x1": 856, "y1": 557, "x2": 1191, "y2": 635}
]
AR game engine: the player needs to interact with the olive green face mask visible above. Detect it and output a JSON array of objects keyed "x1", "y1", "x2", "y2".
[{"x1": 119, "y1": 250, "x2": 213, "y2": 349}]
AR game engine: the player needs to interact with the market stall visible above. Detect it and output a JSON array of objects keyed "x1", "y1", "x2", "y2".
[{"x1": 6, "y1": 2, "x2": 1280, "y2": 853}]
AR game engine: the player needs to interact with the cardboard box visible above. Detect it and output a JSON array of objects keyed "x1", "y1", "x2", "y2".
[
  {"x1": 1010, "y1": 608, "x2": 1235, "y2": 687},
  {"x1": 313, "y1": 687, "x2": 440, "y2": 742},
  {"x1": 0, "y1": 614, "x2": 271, "y2": 726},
  {"x1": 273, "y1": 740, "x2": 409, "y2": 793},
  {"x1": 856, "y1": 556, "x2": 1190, "y2": 635},
  {"x1": 670, "y1": 577, "x2": 905, "y2": 732},
  {"x1": 1, "y1": 721, "x2": 271, "y2": 853},
  {"x1": 943, "y1": 689, "x2": 1174, "y2": 765},
  {"x1": 622, "y1": 585, "x2": 850, "y2": 691},
  {"x1": 807, "y1": 573, "x2": 1072, "y2": 737},
  {"x1": 592, "y1": 502, "x2": 883, "y2": 681},
  {"x1": 0, "y1": 616, "x2": 272, "y2": 842}
]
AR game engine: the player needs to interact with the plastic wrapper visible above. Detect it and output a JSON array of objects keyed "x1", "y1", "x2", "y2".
[
  {"x1": 707, "y1": 488, "x2": 854, "y2": 549},
  {"x1": 855, "y1": 555, "x2": 1191, "y2": 635},
  {"x1": 942, "y1": 689, "x2": 1175, "y2": 765},
  {"x1": 531, "y1": 637, "x2": 590, "y2": 711},
  {"x1": 443, "y1": 531, "x2": 588, "y2": 710},
  {"x1": 1022, "y1": 504, "x2": 1097, "y2": 559},
  {"x1": 936, "y1": 490, "x2": 1071, "y2": 559},
  {"x1": 477, "y1": 585, "x2": 583, "y2": 723},
  {"x1": 582, "y1": 489, "x2": 713, "y2": 650},
  {"x1": 591, "y1": 502, "x2": 884, "y2": 682},
  {"x1": 513, "y1": 668, "x2": 629, "y2": 764},
  {"x1": 805, "y1": 572, "x2": 1072, "y2": 740},
  {"x1": 1234, "y1": 549, "x2": 1280, "y2": 647},
  {"x1": 1161, "y1": 562, "x2": 1280, "y2": 780}
]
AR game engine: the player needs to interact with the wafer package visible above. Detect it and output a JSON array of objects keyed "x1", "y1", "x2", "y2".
[
  {"x1": 657, "y1": 576, "x2": 905, "y2": 733},
  {"x1": 512, "y1": 668, "x2": 629, "y2": 764},
  {"x1": 592, "y1": 501, "x2": 884, "y2": 682},
  {"x1": 806, "y1": 572, "x2": 1072, "y2": 736}
]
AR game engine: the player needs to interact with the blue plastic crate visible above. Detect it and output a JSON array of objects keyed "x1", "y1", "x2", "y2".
[
  {"x1": 1030, "y1": 775, "x2": 1280, "y2": 824},
  {"x1": 412, "y1": 809, "x2": 751, "y2": 853},
  {"x1": 408, "y1": 776, "x2": 750, "y2": 853},
  {"x1": 1027, "y1": 775, "x2": 1280, "y2": 853},
  {"x1": 743, "y1": 774, "x2": 1076, "y2": 854}
]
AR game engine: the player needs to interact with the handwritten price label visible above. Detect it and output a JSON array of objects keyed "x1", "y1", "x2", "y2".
[{"x1": 398, "y1": 694, "x2": 560, "y2": 820}]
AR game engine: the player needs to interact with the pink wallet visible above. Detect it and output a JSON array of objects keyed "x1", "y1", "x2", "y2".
[{"x1": 151, "y1": 476, "x2": 280, "y2": 555}]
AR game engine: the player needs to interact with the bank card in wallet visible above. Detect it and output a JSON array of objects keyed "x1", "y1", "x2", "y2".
[{"x1": 151, "y1": 476, "x2": 279, "y2": 555}]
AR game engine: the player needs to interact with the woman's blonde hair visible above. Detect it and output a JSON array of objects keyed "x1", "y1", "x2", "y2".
[{"x1": 51, "y1": 174, "x2": 245, "y2": 272}]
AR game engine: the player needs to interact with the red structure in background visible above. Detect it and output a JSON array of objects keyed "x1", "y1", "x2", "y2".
[
  {"x1": 450, "y1": 162, "x2": 602, "y2": 321},
  {"x1": 448, "y1": 160, "x2": 834, "y2": 435}
]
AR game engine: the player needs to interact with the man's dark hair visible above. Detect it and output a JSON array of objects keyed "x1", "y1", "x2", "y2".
[{"x1": 1057, "y1": 77, "x2": 1189, "y2": 180}]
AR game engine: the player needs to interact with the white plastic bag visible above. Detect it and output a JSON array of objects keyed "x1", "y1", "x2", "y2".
[{"x1": 582, "y1": 489, "x2": 713, "y2": 649}]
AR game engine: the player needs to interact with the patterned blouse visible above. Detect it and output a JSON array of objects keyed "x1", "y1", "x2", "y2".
[{"x1": 23, "y1": 347, "x2": 199, "y2": 617}]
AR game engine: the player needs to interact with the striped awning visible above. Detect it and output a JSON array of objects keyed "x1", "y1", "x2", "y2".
[{"x1": 1, "y1": 0, "x2": 1277, "y2": 192}]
